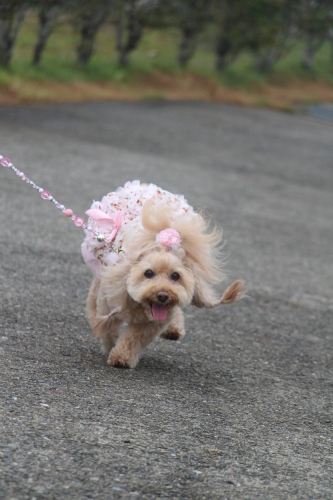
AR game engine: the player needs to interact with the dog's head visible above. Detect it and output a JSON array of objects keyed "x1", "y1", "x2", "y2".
[
  {"x1": 100, "y1": 199, "x2": 243, "y2": 323},
  {"x1": 126, "y1": 249, "x2": 195, "y2": 321},
  {"x1": 121, "y1": 199, "x2": 227, "y2": 320}
]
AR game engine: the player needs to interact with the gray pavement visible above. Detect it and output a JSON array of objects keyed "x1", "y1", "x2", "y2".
[
  {"x1": 308, "y1": 103, "x2": 333, "y2": 122},
  {"x1": 0, "y1": 101, "x2": 332, "y2": 499}
]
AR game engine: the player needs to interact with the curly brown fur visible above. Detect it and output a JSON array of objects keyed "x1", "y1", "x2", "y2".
[{"x1": 87, "y1": 201, "x2": 243, "y2": 369}]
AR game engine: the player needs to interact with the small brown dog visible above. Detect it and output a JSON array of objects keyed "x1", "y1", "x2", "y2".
[{"x1": 83, "y1": 181, "x2": 243, "y2": 369}]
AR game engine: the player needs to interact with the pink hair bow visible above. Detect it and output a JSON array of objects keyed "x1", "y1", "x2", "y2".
[
  {"x1": 85, "y1": 208, "x2": 123, "y2": 243},
  {"x1": 156, "y1": 228, "x2": 181, "y2": 249}
]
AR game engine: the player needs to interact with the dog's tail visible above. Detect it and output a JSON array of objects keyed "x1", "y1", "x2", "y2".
[
  {"x1": 205, "y1": 280, "x2": 245, "y2": 308},
  {"x1": 220, "y1": 280, "x2": 245, "y2": 305}
]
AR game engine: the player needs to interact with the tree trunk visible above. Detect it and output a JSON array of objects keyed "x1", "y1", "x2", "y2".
[
  {"x1": 116, "y1": 10, "x2": 126, "y2": 65},
  {"x1": 116, "y1": 6, "x2": 142, "y2": 67},
  {"x1": 77, "y1": 24, "x2": 98, "y2": 66},
  {"x1": 215, "y1": 35, "x2": 233, "y2": 70},
  {"x1": 302, "y1": 36, "x2": 316, "y2": 70},
  {"x1": 301, "y1": 32, "x2": 327, "y2": 70},
  {"x1": 33, "y1": 6, "x2": 57, "y2": 66},
  {"x1": 77, "y1": 5, "x2": 107, "y2": 66},
  {"x1": 178, "y1": 25, "x2": 197, "y2": 68},
  {"x1": 255, "y1": 48, "x2": 278, "y2": 72},
  {"x1": 0, "y1": 7, "x2": 26, "y2": 68},
  {"x1": 328, "y1": 30, "x2": 333, "y2": 63}
]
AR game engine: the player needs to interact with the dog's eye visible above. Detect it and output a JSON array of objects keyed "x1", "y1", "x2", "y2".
[
  {"x1": 144, "y1": 269, "x2": 155, "y2": 279},
  {"x1": 170, "y1": 272, "x2": 180, "y2": 281}
]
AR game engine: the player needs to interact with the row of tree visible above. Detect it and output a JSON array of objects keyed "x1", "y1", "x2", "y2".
[{"x1": 0, "y1": 0, "x2": 332, "y2": 72}]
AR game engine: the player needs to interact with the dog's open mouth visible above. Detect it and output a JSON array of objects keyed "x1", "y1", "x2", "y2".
[{"x1": 150, "y1": 302, "x2": 168, "y2": 321}]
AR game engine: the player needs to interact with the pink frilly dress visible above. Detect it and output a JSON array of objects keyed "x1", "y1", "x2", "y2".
[{"x1": 81, "y1": 180, "x2": 193, "y2": 274}]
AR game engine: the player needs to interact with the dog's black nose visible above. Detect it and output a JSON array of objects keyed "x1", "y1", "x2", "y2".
[{"x1": 157, "y1": 291, "x2": 169, "y2": 303}]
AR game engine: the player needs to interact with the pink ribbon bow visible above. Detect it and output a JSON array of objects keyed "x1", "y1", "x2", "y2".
[
  {"x1": 156, "y1": 228, "x2": 181, "y2": 248},
  {"x1": 85, "y1": 208, "x2": 123, "y2": 243}
]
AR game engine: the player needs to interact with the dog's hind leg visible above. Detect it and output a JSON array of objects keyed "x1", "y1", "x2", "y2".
[
  {"x1": 87, "y1": 278, "x2": 99, "y2": 328},
  {"x1": 87, "y1": 278, "x2": 121, "y2": 354},
  {"x1": 95, "y1": 316, "x2": 122, "y2": 355},
  {"x1": 160, "y1": 307, "x2": 185, "y2": 341}
]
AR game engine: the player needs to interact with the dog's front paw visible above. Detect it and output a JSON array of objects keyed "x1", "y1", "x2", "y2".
[
  {"x1": 107, "y1": 349, "x2": 134, "y2": 369},
  {"x1": 160, "y1": 330, "x2": 182, "y2": 341}
]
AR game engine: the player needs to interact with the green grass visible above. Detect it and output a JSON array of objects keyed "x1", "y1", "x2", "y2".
[{"x1": 1, "y1": 12, "x2": 333, "y2": 90}]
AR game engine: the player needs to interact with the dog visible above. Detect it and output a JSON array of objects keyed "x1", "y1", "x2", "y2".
[{"x1": 82, "y1": 181, "x2": 244, "y2": 369}]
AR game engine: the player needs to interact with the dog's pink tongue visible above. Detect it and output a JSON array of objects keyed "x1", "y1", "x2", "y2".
[{"x1": 152, "y1": 303, "x2": 168, "y2": 321}]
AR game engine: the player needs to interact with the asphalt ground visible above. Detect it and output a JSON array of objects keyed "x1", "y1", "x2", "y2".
[{"x1": 0, "y1": 101, "x2": 332, "y2": 499}]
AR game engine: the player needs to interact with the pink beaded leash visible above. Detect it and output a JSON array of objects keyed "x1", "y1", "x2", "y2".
[{"x1": 1, "y1": 154, "x2": 111, "y2": 247}]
